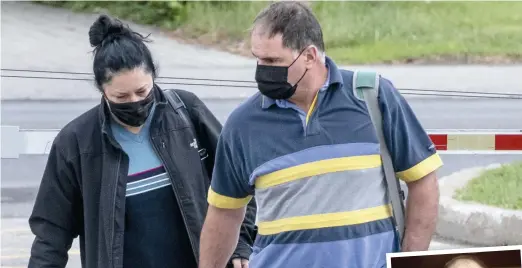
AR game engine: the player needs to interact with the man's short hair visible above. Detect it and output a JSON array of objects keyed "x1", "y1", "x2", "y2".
[{"x1": 252, "y1": 1, "x2": 325, "y2": 53}]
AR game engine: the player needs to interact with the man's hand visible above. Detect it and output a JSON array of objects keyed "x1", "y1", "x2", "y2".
[
  {"x1": 232, "y1": 258, "x2": 249, "y2": 268},
  {"x1": 401, "y1": 171, "x2": 439, "y2": 251}
]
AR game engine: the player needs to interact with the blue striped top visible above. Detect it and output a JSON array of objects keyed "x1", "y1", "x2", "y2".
[{"x1": 208, "y1": 57, "x2": 443, "y2": 268}]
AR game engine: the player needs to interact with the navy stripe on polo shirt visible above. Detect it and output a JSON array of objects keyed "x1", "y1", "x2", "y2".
[
  {"x1": 208, "y1": 57, "x2": 443, "y2": 268},
  {"x1": 111, "y1": 104, "x2": 196, "y2": 268}
]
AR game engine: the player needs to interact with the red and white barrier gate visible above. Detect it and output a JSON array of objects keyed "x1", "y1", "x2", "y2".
[
  {"x1": 1, "y1": 126, "x2": 521, "y2": 158},
  {"x1": 427, "y1": 130, "x2": 522, "y2": 154}
]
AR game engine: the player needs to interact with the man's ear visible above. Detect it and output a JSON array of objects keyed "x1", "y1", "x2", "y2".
[{"x1": 304, "y1": 46, "x2": 320, "y2": 68}]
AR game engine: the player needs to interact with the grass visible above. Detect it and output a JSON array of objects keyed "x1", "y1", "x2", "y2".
[
  {"x1": 37, "y1": 1, "x2": 187, "y2": 29},
  {"x1": 39, "y1": 1, "x2": 522, "y2": 64},
  {"x1": 455, "y1": 162, "x2": 522, "y2": 210},
  {"x1": 178, "y1": 1, "x2": 522, "y2": 64}
]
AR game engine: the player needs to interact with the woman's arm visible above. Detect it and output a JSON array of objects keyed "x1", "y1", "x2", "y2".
[{"x1": 28, "y1": 138, "x2": 83, "y2": 268}]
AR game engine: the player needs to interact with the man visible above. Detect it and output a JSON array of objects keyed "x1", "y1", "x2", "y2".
[{"x1": 199, "y1": 2, "x2": 442, "y2": 268}]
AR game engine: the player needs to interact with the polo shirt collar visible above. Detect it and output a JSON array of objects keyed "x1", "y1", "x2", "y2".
[{"x1": 261, "y1": 56, "x2": 343, "y2": 109}]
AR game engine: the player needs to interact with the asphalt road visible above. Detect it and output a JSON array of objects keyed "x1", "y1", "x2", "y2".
[
  {"x1": 1, "y1": 96, "x2": 521, "y2": 267},
  {"x1": 2, "y1": 96, "x2": 521, "y2": 193},
  {"x1": 2, "y1": 96, "x2": 521, "y2": 130}
]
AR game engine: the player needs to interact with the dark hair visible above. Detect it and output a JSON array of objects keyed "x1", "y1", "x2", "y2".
[
  {"x1": 88, "y1": 15, "x2": 157, "y2": 91},
  {"x1": 252, "y1": 1, "x2": 325, "y2": 53}
]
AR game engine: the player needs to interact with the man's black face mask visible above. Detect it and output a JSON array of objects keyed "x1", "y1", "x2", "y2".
[
  {"x1": 255, "y1": 49, "x2": 308, "y2": 100},
  {"x1": 105, "y1": 86, "x2": 155, "y2": 127}
]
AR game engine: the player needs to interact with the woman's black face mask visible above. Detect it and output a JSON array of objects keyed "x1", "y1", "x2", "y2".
[
  {"x1": 255, "y1": 49, "x2": 308, "y2": 100},
  {"x1": 105, "y1": 86, "x2": 155, "y2": 127}
]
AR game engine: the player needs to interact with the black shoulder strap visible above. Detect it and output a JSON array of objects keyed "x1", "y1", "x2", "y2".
[
  {"x1": 163, "y1": 89, "x2": 199, "y2": 144},
  {"x1": 164, "y1": 89, "x2": 187, "y2": 111},
  {"x1": 163, "y1": 89, "x2": 211, "y2": 178}
]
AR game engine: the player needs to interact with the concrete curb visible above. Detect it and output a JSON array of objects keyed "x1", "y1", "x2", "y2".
[
  {"x1": 435, "y1": 163, "x2": 522, "y2": 246},
  {"x1": 428, "y1": 236, "x2": 474, "y2": 250}
]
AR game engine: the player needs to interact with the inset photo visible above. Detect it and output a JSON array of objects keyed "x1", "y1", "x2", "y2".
[{"x1": 387, "y1": 245, "x2": 522, "y2": 268}]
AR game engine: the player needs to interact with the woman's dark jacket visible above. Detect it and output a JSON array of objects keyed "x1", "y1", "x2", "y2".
[{"x1": 28, "y1": 88, "x2": 257, "y2": 268}]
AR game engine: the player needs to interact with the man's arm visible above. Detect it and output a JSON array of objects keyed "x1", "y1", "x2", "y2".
[
  {"x1": 179, "y1": 90, "x2": 257, "y2": 263},
  {"x1": 198, "y1": 114, "x2": 255, "y2": 268},
  {"x1": 402, "y1": 171, "x2": 439, "y2": 251},
  {"x1": 28, "y1": 139, "x2": 82, "y2": 267},
  {"x1": 230, "y1": 198, "x2": 257, "y2": 263},
  {"x1": 378, "y1": 77, "x2": 443, "y2": 251},
  {"x1": 200, "y1": 205, "x2": 247, "y2": 268}
]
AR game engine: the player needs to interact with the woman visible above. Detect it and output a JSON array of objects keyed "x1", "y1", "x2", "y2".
[
  {"x1": 445, "y1": 255, "x2": 488, "y2": 268},
  {"x1": 28, "y1": 15, "x2": 256, "y2": 268}
]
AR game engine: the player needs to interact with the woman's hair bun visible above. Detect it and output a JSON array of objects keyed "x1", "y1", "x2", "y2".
[{"x1": 88, "y1": 14, "x2": 131, "y2": 47}]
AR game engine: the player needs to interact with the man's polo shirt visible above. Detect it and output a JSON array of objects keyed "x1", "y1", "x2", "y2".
[{"x1": 208, "y1": 57, "x2": 443, "y2": 268}]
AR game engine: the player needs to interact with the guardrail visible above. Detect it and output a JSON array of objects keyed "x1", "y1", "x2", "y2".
[{"x1": 1, "y1": 126, "x2": 522, "y2": 158}]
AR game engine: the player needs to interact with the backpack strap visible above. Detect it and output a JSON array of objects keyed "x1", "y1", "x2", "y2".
[
  {"x1": 352, "y1": 70, "x2": 406, "y2": 249},
  {"x1": 163, "y1": 89, "x2": 208, "y2": 161},
  {"x1": 163, "y1": 89, "x2": 192, "y2": 129}
]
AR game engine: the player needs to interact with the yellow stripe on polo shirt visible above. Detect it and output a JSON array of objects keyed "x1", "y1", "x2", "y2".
[
  {"x1": 257, "y1": 204, "x2": 393, "y2": 235},
  {"x1": 255, "y1": 154, "x2": 382, "y2": 189},
  {"x1": 207, "y1": 188, "x2": 252, "y2": 209},
  {"x1": 305, "y1": 92, "x2": 319, "y2": 125},
  {"x1": 396, "y1": 153, "x2": 443, "y2": 182}
]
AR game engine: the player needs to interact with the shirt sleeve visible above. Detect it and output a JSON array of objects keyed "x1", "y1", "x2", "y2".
[
  {"x1": 207, "y1": 127, "x2": 254, "y2": 209},
  {"x1": 378, "y1": 77, "x2": 443, "y2": 182}
]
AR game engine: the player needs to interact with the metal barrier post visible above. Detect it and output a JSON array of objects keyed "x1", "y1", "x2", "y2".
[{"x1": 1, "y1": 126, "x2": 59, "y2": 159}]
